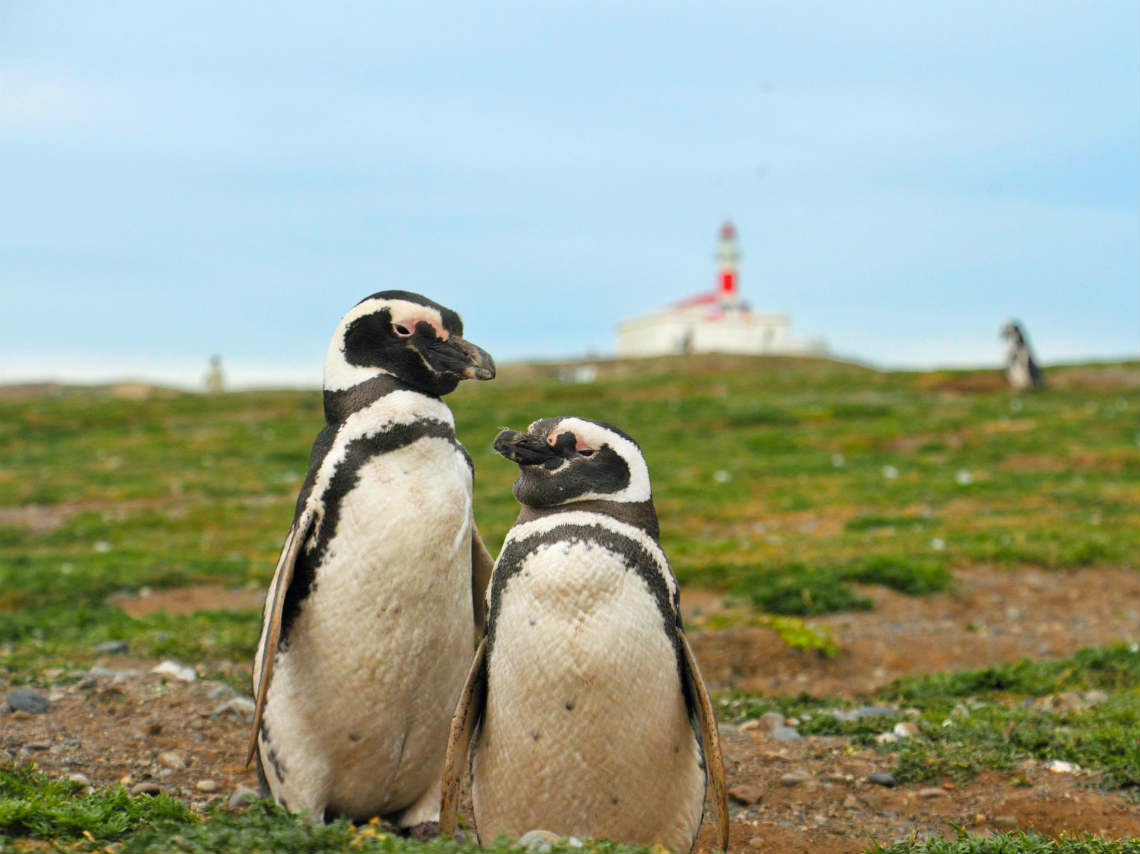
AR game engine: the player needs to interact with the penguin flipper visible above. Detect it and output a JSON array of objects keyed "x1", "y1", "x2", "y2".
[
  {"x1": 440, "y1": 635, "x2": 487, "y2": 838},
  {"x1": 680, "y1": 631, "x2": 729, "y2": 852},
  {"x1": 470, "y1": 525, "x2": 494, "y2": 636},
  {"x1": 246, "y1": 508, "x2": 317, "y2": 767}
]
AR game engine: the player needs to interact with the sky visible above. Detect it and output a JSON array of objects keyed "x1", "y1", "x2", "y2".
[{"x1": 1, "y1": 1, "x2": 1137, "y2": 388}]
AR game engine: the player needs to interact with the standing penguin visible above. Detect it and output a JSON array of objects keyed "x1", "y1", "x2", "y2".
[
  {"x1": 441, "y1": 417, "x2": 728, "y2": 852},
  {"x1": 248, "y1": 291, "x2": 496, "y2": 833},
  {"x1": 1001, "y1": 321, "x2": 1045, "y2": 390}
]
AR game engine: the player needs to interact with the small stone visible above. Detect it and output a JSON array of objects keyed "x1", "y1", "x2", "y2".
[
  {"x1": 195, "y1": 779, "x2": 219, "y2": 793},
  {"x1": 1045, "y1": 759, "x2": 1080, "y2": 774},
  {"x1": 157, "y1": 750, "x2": 187, "y2": 769},
  {"x1": 771, "y1": 725, "x2": 801, "y2": 743},
  {"x1": 994, "y1": 815, "x2": 1018, "y2": 828},
  {"x1": 779, "y1": 770, "x2": 812, "y2": 787},
  {"x1": 212, "y1": 697, "x2": 255, "y2": 718},
  {"x1": 747, "y1": 836, "x2": 766, "y2": 850},
  {"x1": 728, "y1": 783, "x2": 764, "y2": 805},
  {"x1": 893, "y1": 721, "x2": 919, "y2": 738},
  {"x1": 757, "y1": 711, "x2": 786, "y2": 731},
  {"x1": 739, "y1": 719, "x2": 762, "y2": 732},
  {"x1": 67, "y1": 773, "x2": 92, "y2": 787},
  {"x1": 151, "y1": 660, "x2": 196, "y2": 682},
  {"x1": 229, "y1": 786, "x2": 259, "y2": 808},
  {"x1": 94, "y1": 640, "x2": 129, "y2": 654},
  {"x1": 857, "y1": 705, "x2": 897, "y2": 718},
  {"x1": 917, "y1": 787, "x2": 945, "y2": 798},
  {"x1": 867, "y1": 772, "x2": 897, "y2": 787},
  {"x1": 974, "y1": 814, "x2": 987, "y2": 825},
  {"x1": 875, "y1": 732, "x2": 899, "y2": 744},
  {"x1": 131, "y1": 782, "x2": 162, "y2": 796},
  {"x1": 7, "y1": 687, "x2": 50, "y2": 714},
  {"x1": 823, "y1": 772, "x2": 853, "y2": 784},
  {"x1": 518, "y1": 829, "x2": 561, "y2": 853},
  {"x1": 842, "y1": 794, "x2": 860, "y2": 809},
  {"x1": 25, "y1": 740, "x2": 51, "y2": 751}
]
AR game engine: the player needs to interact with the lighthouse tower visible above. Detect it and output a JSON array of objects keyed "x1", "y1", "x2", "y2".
[{"x1": 715, "y1": 220, "x2": 740, "y2": 298}]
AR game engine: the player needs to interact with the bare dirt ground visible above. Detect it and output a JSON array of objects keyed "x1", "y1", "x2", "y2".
[{"x1": 2, "y1": 566, "x2": 1138, "y2": 853}]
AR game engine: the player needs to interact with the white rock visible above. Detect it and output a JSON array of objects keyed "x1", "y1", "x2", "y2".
[
  {"x1": 875, "y1": 732, "x2": 899, "y2": 744},
  {"x1": 151, "y1": 660, "x2": 196, "y2": 682},
  {"x1": 1045, "y1": 759, "x2": 1080, "y2": 774},
  {"x1": 893, "y1": 721, "x2": 919, "y2": 738}
]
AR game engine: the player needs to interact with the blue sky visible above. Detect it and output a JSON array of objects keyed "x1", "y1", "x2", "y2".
[{"x1": 1, "y1": 1, "x2": 1137, "y2": 387}]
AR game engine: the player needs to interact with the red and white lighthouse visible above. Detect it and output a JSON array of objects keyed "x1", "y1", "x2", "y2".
[{"x1": 715, "y1": 220, "x2": 740, "y2": 297}]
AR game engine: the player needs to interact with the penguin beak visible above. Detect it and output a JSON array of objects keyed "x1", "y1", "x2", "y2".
[
  {"x1": 493, "y1": 429, "x2": 560, "y2": 467},
  {"x1": 429, "y1": 336, "x2": 496, "y2": 382}
]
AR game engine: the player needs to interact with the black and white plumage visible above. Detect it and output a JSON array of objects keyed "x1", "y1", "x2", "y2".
[
  {"x1": 441, "y1": 417, "x2": 728, "y2": 852},
  {"x1": 1001, "y1": 321, "x2": 1045, "y2": 391},
  {"x1": 248, "y1": 290, "x2": 496, "y2": 829}
]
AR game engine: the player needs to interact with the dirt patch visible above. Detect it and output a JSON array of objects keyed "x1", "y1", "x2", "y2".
[
  {"x1": 109, "y1": 585, "x2": 265, "y2": 618},
  {"x1": 690, "y1": 566, "x2": 1140, "y2": 697}
]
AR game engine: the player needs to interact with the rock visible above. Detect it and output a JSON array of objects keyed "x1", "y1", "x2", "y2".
[
  {"x1": 518, "y1": 830, "x2": 561, "y2": 853},
  {"x1": 1083, "y1": 690, "x2": 1108, "y2": 707},
  {"x1": 858, "y1": 705, "x2": 897, "y2": 718},
  {"x1": 728, "y1": 783, "x2": 764, "y2": 805},
  {"x1": 229, "y1": 786, "x2": 259, "y2": 808},
  {"x1": 893, "y1": 721, "x2": 919, "y2": 738},
  {"x1": 25, "y1": 741, "x2": 51, "y2": 751},
  {"x1": 94, "y1": 640, "x2": 129, "y2": 654},
  {"x1": 151, "y1": 660, "x2": 197, "y2": 682},
  {"x1": 993, "y1": 815, "x2": 1018, "y2": 828},
  {"x1": 1045, "y1": 759, "x2": 1080, "y2": 774},
  {"x1": 842, "y1": 794, "x2": 860, "y2": 809},
  {"x1": 771, "y1": 725, "x2": 801, "y2": 743},
  {"x1": 823, "y1": 772, "x2": 853, "y2": 784},
  {"x1": 738, "y1": 719, "x2": 762, "y2": 732},
  {"x1": 212, "y1": 697, "x2": 255, "y2": 718},
  {"x1": 757, "y1": 711, "x2": 786, "y2": 731},
  {"x1": 67, "y1": 773, "x2": 92, "y2": 787},
  {"x1": 131, "y1": 782, "x2": 162, "y2": 796},
  {"x1": 917, "y1": 787, "x2": 945, "y2": 798},
  {"x1": 875, "y1": 732, "x2": 899, "y2": 744},
  {"x1": 779, "y1": 770, "x2": 812, "y2": 787},
  {"x1": 157, "y1": 750, "x2": 187, "y2": 769},
  {"x1": 195, "y1": 779, "x2": 219, "y2": 793},
  {"x1": 747, "y1": 836, "x2": 766, "y2": 850},
  {"x1": 7, "y1": 687, "x2": 49, "y2": 714},
  {"x1": 867, "y1": 772, "x2": 897, "y2": 787}
]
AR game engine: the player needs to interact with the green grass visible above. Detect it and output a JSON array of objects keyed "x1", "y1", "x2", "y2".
[
  {"x1": 870, "y1": 828, "x2": 1140, "y2": 853},
  {"x1": 720, "y1": 644, "x2": 1140, "y2": 791}
]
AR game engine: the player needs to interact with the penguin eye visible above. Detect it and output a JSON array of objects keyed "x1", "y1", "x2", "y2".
[
  {"x1": 393, "y1": 323, "x2": 413, "y2": 337},
  {"x1": 578, "y1": 448, "x2": 596, "y2": 458}
]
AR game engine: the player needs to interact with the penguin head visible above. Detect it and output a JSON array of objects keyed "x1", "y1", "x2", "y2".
[
  {"x1": 324, "y1": 291, "x2": 495, "y2": 396},
  {"x1": 493, "y1": 417, "x2": 652, "y2": 508},
  {"x1": 1001, "y1": 321, "x2": 1026, "y2": 346}
]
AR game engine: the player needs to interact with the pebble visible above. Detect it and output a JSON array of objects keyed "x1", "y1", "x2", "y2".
[
  {"x1": 867, "y1": 772, "x2": 897, "y2": 787},
  {"x1": 25, "y1": 740, "x2": 52, "y2": 751},
  {"x1": 875, "y1": 732, "x2": 899, "y2": 744},
  {"x1": 779, "y1": 770, "x2": 812, "y2": 787},
  {"x1": 152, "y1": 660, "x2": 197, "y2": 682},
  {"x1": 195, "y1": 779, "x2": 220, "y2": 793},
  {"x1": 212, "y1": 697, "x2": 256, "y2": 718},
  {"x1": 893, "y1": 721, "x2": 919, "y2": 738},
  {"x1": 917, "y1": 787, "x2": 945, "y2": 798},
  {"x1": 93, "y1": 640, "x2": 129, "y2": 654},
  {"x1": 994, "y1": 815, "x2": 1018, "y2": 828},
  {"x1": 747, "y1": 836, "x2": 766, "y2": 850},
  {"x1": 771, "y1": 725, "x2": 801, "y2": 743},
  {"x1": 131, "y1": 782, "x2": 162, "y2": 796},
  {"x1": 842, "y1": 794, "x2": 860, "y2": 809},
  {"x1": 1045, "y1": 759, "x2": 1080, "y2": 774},
  {"x1": 67, "y1": 773, "x2": 92, "y2": 786},
  {"x1": 7, "y1": 687, "x2": 50, "y2": 714},
  {"x1": 229, "y1": 786, "x2": 259, "y2": 808},
  {"x1": 757, "y1": 711, "x2": 786, "y2": 731},
  {"x1": 728, "y1": 783, "x2": 764, "y2": 805},
  {"x1": 157, "y1": 750, "x2": 187, "y2": 769}
]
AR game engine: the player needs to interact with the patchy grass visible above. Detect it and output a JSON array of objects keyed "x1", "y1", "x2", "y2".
[{"x1": 870, "y1": 828, "x2": 1140, "y2": 853}]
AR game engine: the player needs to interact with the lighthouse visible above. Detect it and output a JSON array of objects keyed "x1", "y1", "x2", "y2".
[
  {"x1": 716, "y1": 220, "x2": 740, "y2": 297},
  {"x1": 615, "y1": 221, "x2": 826, "y2": 358}
]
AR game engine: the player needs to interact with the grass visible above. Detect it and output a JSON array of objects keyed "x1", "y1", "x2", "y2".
[
  {"x1": 0, "y1": 357, "x2": 1137, "y2": 851},
  {"x1": 719, "y1": 643, "x2": 1140, "y2": 790},
  {"x1": 870, "y1": 829, "x2": 1140, "y2": 853}
]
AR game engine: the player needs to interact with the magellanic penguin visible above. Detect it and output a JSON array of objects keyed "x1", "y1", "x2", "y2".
[
  {"x1": 1001, "y1": 320, "x2": 1045, "y2": 391},
  {"x1": 248, "y1": 291, "x2": 496, "y2": 832},
  {"x1": 441, "y1": 417, "x2": 728, "y2": 852}
]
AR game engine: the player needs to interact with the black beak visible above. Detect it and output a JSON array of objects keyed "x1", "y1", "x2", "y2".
[
  {"x1": 493, "y1": 429, "x2": 559, "y2": 466},
  {"x1": 431, "y1": 336, "x2": 496, "y2": 381}
]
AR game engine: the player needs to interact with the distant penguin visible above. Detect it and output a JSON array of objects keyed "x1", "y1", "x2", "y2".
[
  {"x1": 441, "y1": 417, "x2": 728, "y2": 852},
  {"x1": 248, "y1": 291, "x2": 496, "y2": 833},
  {"x1": 1001, "y1": 321, "x2": 1045, "y2": 391}
]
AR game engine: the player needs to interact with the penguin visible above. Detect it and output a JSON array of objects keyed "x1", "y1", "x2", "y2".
[
  {"x1": 440, "y1": 417, "x2": 728, "y2": 853},
  {"x1": 247, "y1": 290, "x2": 496, "y2": 833},
  {"x1": 1001, "y1": 321, "x2": 1045, "y2": 391}
]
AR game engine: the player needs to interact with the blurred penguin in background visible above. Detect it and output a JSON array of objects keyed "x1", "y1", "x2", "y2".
[{"x1": 1001, "y1": 321, "x2": 1045, "y2": 391}]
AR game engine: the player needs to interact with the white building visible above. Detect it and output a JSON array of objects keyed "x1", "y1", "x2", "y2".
[{"x1": 616, "y1": 222, "x2": 824, "y2": 358}]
